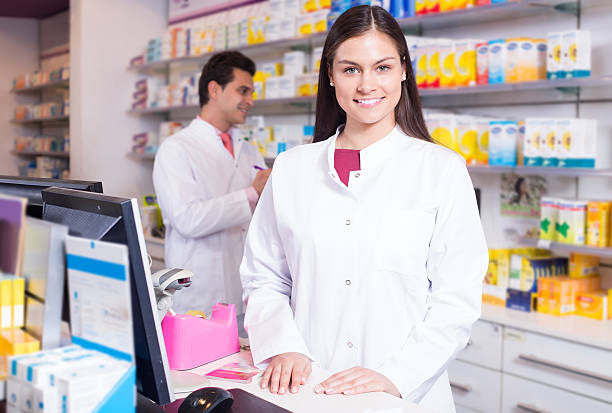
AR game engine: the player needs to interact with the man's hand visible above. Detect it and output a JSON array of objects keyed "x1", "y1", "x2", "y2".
[
  {"x1": 259, "y1": 352, "x2": 312, "y2": 395},
  {"x1": 253, "y1": 168, "x2": 272, "y2": 195},
  {"x1": 314, "y1": 367, "x2": 401, "y2": 397}
]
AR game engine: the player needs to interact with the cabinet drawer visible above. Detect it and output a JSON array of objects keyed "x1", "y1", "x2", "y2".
[
  {"x1": 457, "y1": 320, "x2": 503, "y2": 370},
  {"x1": 448, "y1": 359, "x2": 501, "y2": 413},
  {"x1": 501, "y1": 373, "x2": 611, "y2": 413},
  {"x1": 503, "y1": 328, "x2": 612, "y2": 402}
]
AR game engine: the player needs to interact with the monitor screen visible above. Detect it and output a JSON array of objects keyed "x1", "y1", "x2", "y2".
[
  {"x1": 0, "y1": 175, "x2": 103, "y2": 218},
  {"x1": 41, "y1": 187, "x2": 174, "y2": 405}
]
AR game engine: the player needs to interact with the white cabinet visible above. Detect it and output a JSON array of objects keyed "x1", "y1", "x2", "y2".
[
  {"x1": 501, "y1": 374, "x2": 611, "y2": 413},
  {"x1": 458, "y1": 320, "x2": 503, "y2": 370},
  {"x1": 503, "y1": 328, "x2": 612, "y2": 402},
  {"x1": 452, "y1": 308, "x2": 612, "y2": 413},
  {"x1": 448, "y1": 359, "x2": 502, "y2": 413}
]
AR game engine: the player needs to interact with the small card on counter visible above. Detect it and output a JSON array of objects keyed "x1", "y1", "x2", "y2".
[{"x1": 204, "y1": 362, "x2": 260, "y2": 384}]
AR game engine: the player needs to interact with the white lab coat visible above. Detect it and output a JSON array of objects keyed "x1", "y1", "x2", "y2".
[
  {"x1": 153, "y1": 118, "x2": 265, "y2": 314},
  {"x1": 241, "y1": 126, "x2": 488, "y2": 413}
]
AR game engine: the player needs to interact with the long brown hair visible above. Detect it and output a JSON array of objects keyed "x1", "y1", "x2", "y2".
[{"x1": 313, "y1": 5, "x2": 433, "y2": 144}]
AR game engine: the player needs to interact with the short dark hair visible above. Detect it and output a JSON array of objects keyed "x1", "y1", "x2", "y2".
[
  {"x1": 314, "y1": 6, "x2": 432, "y2": 144},
  {"x1": 198, "y1": 51, "x2": 256, "y2": 107}
]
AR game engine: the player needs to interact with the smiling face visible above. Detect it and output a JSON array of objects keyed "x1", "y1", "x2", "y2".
[
  {"x1": 214, "y1": 68, "x2": 254, "y2": 127},
  {"x1": 329, "y1": 30, "x2": 405, "y2": 132}
]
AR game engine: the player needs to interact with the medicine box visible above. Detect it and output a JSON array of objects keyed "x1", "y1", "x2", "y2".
[
  {"x1": 438, "y1": 39, "x2": 455, "y2": 88},
  {"x1": 575, "y1": 290, "x2": 611, "y2": 320},
  {"x1": 284, "y1": 51, "x2": 306, "y2": 76},
  {"x1": 586, "y1": 201, "x2": 610, "y2": 247},
  {"x1": 561, "y1": 30, "x2": 591, "y2": 78},
  {"x1": 488, "y1": 39, "x2": 506, "y2": 84},
  {"x1": 488, "y1": 120, "x2": 517, "y2": 166},
  {"x1": 547, "y1": 32, "x2": 563, "y2": 79}
]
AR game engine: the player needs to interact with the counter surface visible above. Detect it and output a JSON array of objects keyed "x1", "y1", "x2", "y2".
[
  {"x1": 481, "y1": 304, "x2": 612, "y2": 350},
  {"x1": 171, "y1": 350, "x2": 433, "y2": 413}
]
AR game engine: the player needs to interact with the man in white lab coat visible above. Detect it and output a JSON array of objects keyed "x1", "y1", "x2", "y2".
[{"x1": 153, "y1": 51, "x2": 270, "y2": 314}]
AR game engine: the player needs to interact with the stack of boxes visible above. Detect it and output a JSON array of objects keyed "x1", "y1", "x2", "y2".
[
  {"x1": 7, "y1": 345, "x2": 131, "y2": 413},
  {"x1": 12, "y1": 66, "x2": 70, "y2": 89},
  {"x1": 14, "y1": 135, "x2": 69, "y2": 154},
  {"x1": 0, "y1": 274, "x2": 40, "y2": 395},
  {"x1": 547, "y1": 30, "x2": 591, "y2": 79},
  {"x1": 524, "y1": 118, "x2": 597, "y2": 169},
  {"x1": 132, "y1": 121, "x2": 187, "y2": 154},
  {"x1": 484, "y1": 249, "x2": 611, "y2": 320},
  {"x1": 236, "y1": 118, "x2": 314, "y2": 159},
  {"x1": 540, "y1": 198, "x2": 612, "y2": 248},
  {"x1": 14, "y1": 102, "x2": 68, "y2": 121},
  {"x1": 424, "y1": 113, "x2": 598, "y2": 169},
  {"x1": 409, "y1": 31, "x2": 590, "y2": 90}
]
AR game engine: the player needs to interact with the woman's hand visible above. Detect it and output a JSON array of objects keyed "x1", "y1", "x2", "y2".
[
  {"x1": 259, "y1": 352, "x2": 312, "y2": 395},
  {"x1": 314, "y1": 367, "x2": 401, "y2": 397}
]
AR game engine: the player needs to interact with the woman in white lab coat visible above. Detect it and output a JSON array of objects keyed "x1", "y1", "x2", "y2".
[{"x1": 240, "y1": 5, "x2": 488, "y2": 412}]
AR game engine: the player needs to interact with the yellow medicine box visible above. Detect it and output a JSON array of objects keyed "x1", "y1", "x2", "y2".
[
  {"x1": 0, "y1": 328, "x2": 40, "y2": 356},
  {"x1": 586, "y1": 201, "x2": 610, "y2": 247},
  {"x1": 569, "y1": 252, "x2": 599, "y2": 278},
  {"x1": 575, "y1": 290, "x2": 611, "y2": 320}
]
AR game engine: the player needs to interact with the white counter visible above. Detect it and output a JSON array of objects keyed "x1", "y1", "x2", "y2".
[
  {"x1": 171, "y1": 350, "x2": 434, "y2": 413},
  {"x1": 481, "y1": 304, "x2": 612, "y2": 351}
]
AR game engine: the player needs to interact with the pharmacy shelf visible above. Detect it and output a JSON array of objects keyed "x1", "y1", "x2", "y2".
[
  {"x1": 420, "y1": 75, "x2": 612, "y2": 97},
  {"x1": 10, "y1": 79, "x2": 69, "y2": 94},
  {"x1": 10, "y1": 116, "x2": 69, "y2": 124},
  {"x1": 128, "y1": 33, "x2": 327, "y2": 72},
  {"x1": 127, "y1": 152, "x2": 156, "y2": 160},
  {"x1": 127, "y1": 76, "x2": 612, "y2": 115},
  {"x1": 11, "y1": 150, "x2": 69, "y2": 158},
  {"x1": 127, "y1": 0, "x2": 594, "y2": 73},
  {"x1": 128, "y1": 96, "x2": 315, "y2": 116},
  {"x1": 468, "y1": 166, "x2": 612, "y2": 177},
  {"x1": 519, "y1": 236, "x2": 612, "y2": 259}
]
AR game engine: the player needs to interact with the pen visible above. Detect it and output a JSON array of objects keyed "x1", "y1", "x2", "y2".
[{"x1": 253, "y1": 165, "x2": 264, "y2": 171}]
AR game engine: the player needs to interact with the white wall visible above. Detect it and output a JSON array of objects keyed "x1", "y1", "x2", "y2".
[
  {"x1": 69, "y1": 0, "x2": 167, "y2": 197},
  {"x1": 0, "y1": 18, "x2": 39, "y2": 176}
]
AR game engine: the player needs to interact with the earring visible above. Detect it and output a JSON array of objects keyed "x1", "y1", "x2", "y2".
[
  {"x1": 329, "y1": 81, "x2": 334, "y2": 87},
  {"x1": 401, "y1": 74, "x2": 406, "y2": 81}
]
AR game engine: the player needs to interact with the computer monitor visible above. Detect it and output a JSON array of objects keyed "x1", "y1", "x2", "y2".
[
  {"x1": 41, "y1": 187, "x2": 174, "y2": 405},
  {"x1": 0, "y1": 175, "x2": 103, "y2": 218}
]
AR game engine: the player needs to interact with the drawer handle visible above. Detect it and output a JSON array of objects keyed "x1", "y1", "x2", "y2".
[
  {"x1": 518, "y1": 354, "x2": 612, "y2": 384},
  {"x1": 516, "y1": 402, "x2": 550, "y2": 413},
  {"x1": 449, "y1": 381, "x2": 472, "y2": 393}
]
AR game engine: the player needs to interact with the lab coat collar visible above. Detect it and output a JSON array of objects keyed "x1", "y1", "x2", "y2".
[
  {"x1": 191, "y1": 117, "x2": 244, "y2": 161},
  {"x1": 326, "y1": 124, "x2": 404, "y2": 176}
]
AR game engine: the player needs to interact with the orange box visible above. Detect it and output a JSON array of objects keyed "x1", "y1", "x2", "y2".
[
  {"x1": 537, "y1": 277, "x2": 551, "y2": 314},
  {"x1": 575, "y1": 290, "x2": 611, "y2": 320}
]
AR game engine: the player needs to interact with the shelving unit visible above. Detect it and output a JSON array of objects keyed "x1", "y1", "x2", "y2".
[
  {"x1": 519, "y1": 237, "x2": 612, "y2": 258},
  {"x1": 125, "y1": 75, "x2": 612, "y2": 117},
  {"x1": 10, "y1": 150, "x2": 69, "y2": 158},
  {"x1": 127, "y1": 0, "x2": 605, "y2": 73},
  {"x1": 10, "y1": 116, "x2": 70, "y2": 124},
  {"x1": 468, "y1": 166, "x2": 612, "y2": 177},
  {"x1": 10, "y1": 79, "x2": 69, "y2": 93}
]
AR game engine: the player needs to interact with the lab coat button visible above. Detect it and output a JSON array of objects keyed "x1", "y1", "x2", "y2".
[
  {"x1": 347, "y1": 341, "x2": 353, "y2": 348},
  {"x1": 354, "y1": 172, "x2": 360, "y2": 178},
  {"x1": 345, "y1": 280, "x2": 351, "y2": 285},
  {"x1": 345, "y1": 219, "x2": 351, "y2": 225}
]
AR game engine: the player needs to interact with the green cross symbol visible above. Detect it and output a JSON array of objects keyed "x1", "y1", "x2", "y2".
[
  {"x1": 556, "y1": 221, "x2": 569, "y2": 238},
  {"x1": 541, "y1": 218, "x2": 550, "y2": 233}
]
